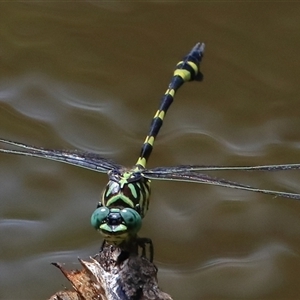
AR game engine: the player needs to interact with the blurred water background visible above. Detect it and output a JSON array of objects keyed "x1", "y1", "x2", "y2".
[{"x1": 1, "y1": 2, "x2": 300, "y2": 299}]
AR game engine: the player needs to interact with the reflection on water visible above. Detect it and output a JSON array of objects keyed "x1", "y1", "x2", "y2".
[{"x1": 1, "y1": 2, "x2": 300, "y2": 300}]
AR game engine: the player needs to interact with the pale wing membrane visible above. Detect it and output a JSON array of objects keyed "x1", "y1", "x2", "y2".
[
  {"x1": 147, "y1": 164, "x2": 300, "y2": 173},
  {"x1": 143, "y1": 171, "x2": 300, "y2": 200},
  {"x1": 0, "y1": 139, "x2": 120, "y2": 173}
]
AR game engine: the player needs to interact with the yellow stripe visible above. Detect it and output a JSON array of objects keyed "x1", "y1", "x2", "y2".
[
  {"x1": 158, "y1": 110, "x2": 165, "y2": 120},
  {"x1": 128, "y1": 183, "x2": 137, "y2": 199},
  {"x1": 174, "y1": 69, "x2": 191, "y2": 81},
  {"x1": 165, "y1": 89, "x2": 175, "y2": 97},
  {"x1": 136, "y1": 157, "x2": 147, "y2": 168},
  {"x1": 106, "y1": 194, "x2": 134, "y2": 208},
  {"x1": 143, "y1": 136, "x2": 148, "y2": 144},
  {"x1": 176, "y1": 60, "x2": 198, "y2": 72},
  {"x1": 154, "y1": 110, "x2": 160, "y2": 118},
  {"x1": 187, "y1": 61, "x2": 198, "y2": 73},
  {"x1": 105, "y1": 182, "x2": 116, "y2": 198},
  {"x1": 146, "y1": 136, "x2": 155, "y2": 146}
]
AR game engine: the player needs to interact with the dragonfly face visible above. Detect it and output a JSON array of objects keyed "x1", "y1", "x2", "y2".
[{"x1": 91, "y1": 206, "x2": 142, "y2": 245}]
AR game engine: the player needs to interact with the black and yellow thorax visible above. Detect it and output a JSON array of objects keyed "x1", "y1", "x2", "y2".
[{"x1": 101, "y1": 169, "x2": 151, "y2": 218}]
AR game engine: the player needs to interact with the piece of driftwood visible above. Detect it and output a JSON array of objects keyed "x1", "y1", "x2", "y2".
[{"x1": 49, "y1": 244, "x2": 172, "y2": 300}]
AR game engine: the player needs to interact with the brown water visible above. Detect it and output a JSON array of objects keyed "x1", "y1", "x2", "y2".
[{"x1": 1, "y1": 2, "x2": 300, "y2": 300}]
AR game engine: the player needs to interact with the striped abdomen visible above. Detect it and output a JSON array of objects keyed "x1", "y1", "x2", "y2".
[{"x1": 135, "y1": 43, "x2": 204, "y2": 169}]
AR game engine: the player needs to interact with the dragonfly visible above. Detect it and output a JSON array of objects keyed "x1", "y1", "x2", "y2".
[{"x1": 1, "y1": 43, "x2": 300, "y2": 260}]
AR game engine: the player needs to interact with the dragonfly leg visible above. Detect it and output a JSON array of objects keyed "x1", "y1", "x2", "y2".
[{"x1": 136, "y1": 237, "x2": 154, "y2": 262}]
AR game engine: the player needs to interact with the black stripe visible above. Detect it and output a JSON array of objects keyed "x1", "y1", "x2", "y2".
[
  {"x1": 168, "y1": 76, "x2": 184, "y2": 91},
  {"x1": 139, "y1": 144, "x2": 152, "y2": 163},
  {"x1": 148, "y1": 117, "x2": 163, "y2": 137}
]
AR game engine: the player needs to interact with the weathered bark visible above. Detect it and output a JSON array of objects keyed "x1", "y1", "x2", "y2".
[{"x1": 49, "y1": 245, "x2": 172, "y2": 300}]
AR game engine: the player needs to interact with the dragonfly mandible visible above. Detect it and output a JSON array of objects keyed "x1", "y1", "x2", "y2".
[{"x1": 1, "y1": 43, "x2": 300, "y2": 260}]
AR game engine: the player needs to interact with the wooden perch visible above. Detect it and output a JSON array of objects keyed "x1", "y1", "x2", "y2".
[{"x1": 48, "y1": 244, "x2": 172, "y2": 300}]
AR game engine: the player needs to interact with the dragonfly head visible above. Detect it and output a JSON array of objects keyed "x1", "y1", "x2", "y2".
[{"x1": 90, "y1": 206, "x2": 142, "y2": 245}]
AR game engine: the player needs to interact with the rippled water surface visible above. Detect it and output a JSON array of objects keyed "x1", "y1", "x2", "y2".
[{"x1": 1, "y1": 3, "x2": 300, "y2": 300}]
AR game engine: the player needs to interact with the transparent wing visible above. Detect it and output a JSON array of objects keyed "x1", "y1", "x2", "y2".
[
  {"x1": 147, "y1": 164, "x2": 300, "y2": 173},
  {"x1": 143, "y1": 170, "x2": 300, "y2": 200},
  {"x1": 0, "y1": 138, "x2": 122, "y2": 173}
]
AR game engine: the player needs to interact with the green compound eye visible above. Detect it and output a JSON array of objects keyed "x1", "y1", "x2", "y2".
[
  {"x1": 91, "y1": 207, "x2": 110, "y2": 229},
  {"x1": 119, "y1": 208, "x2": 142, "y2": 234}
]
